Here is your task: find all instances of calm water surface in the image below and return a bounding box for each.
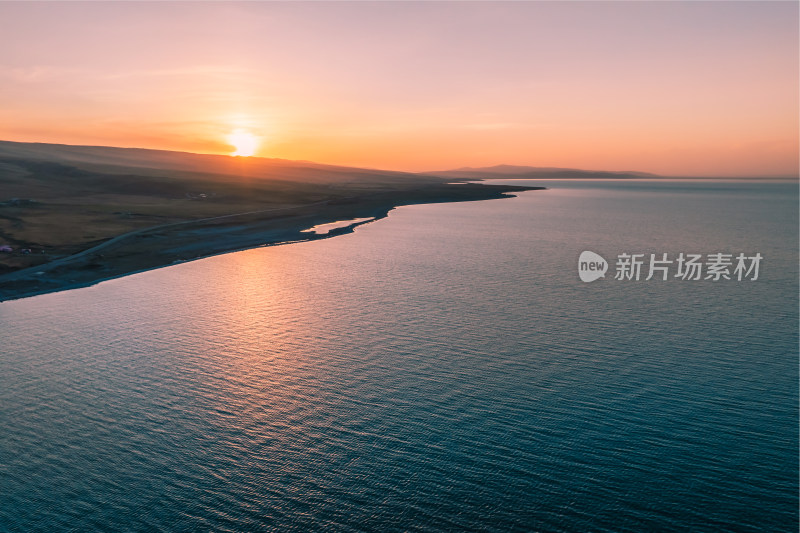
[1,180,797,532]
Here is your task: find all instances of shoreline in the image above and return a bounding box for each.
[0,216,381,304]
[0,183,542,303]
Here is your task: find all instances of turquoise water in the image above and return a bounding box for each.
[1,180,797,531]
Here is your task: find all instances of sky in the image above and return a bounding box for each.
[0,1,797,176]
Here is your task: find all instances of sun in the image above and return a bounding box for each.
[227,129,260,157]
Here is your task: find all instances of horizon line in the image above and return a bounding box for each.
[0,138,797,180]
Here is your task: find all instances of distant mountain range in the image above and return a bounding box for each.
[425,164,661,180]
[0,140,436,186]
[0,141,662,183]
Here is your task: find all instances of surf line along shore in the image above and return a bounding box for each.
[0,182,541,302]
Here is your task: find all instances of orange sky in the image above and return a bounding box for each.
[0,2,797,177]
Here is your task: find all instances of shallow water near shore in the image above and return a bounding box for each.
[1,179,797,531]
[302,217,375,235]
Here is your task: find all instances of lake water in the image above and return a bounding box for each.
[1,179,797,532]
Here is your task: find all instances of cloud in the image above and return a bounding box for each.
[463,122,550,130]
[0,65,83,83]
[100,65,253,81]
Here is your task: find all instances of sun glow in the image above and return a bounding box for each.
[227,129,260,157]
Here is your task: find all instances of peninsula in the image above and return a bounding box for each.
[0,141,541,301]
